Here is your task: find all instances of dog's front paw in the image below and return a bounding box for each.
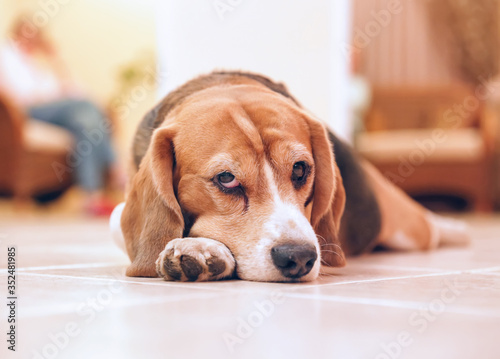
[155,237,235,281]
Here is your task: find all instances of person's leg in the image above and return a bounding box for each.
[28,99,116,193]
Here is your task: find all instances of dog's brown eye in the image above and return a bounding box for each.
[292,162,305,180]
[218,172,234,184]
[291,161,308,188]
[217,172,240,189]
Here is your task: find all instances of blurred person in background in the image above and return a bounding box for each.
[0,16,120,215]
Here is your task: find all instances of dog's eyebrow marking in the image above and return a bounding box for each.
[285,143,312,164]
[204,153,237,175]
[262,128,313,166]
[230,112,264,154]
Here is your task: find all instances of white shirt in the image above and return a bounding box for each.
[0,41,63,106]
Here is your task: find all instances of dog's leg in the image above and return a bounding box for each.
[156,238,236,282]
[360,160,470,250]
[426,212,470,247]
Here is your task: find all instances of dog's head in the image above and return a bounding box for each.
[123,82,346,282]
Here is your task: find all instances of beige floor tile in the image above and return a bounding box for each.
[287,273,500,316]
[339,241,500,272]
[5,291,500,359]
[0,218,129,268]
[0,214,499,359]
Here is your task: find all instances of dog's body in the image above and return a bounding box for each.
[111,71,468,282]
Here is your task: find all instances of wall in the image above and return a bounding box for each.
[351,0,456,86]
[156,0,352,140]
[0,0,157,154]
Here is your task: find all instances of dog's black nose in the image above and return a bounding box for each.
[271,244,317,278]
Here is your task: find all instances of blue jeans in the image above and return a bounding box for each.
[28,99,115,192]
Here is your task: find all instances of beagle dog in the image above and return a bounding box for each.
[110,71,468,282]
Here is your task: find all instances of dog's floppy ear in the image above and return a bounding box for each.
[121,125,184,277]
[307,117,347,267]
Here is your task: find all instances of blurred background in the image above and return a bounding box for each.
[0,0,499,217]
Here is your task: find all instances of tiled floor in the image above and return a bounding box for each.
[1,214,499,359]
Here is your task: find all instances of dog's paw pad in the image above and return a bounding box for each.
[156,237,235,282]
[162,255,182,281]
[207,257,227,276]
[180,255,204,281]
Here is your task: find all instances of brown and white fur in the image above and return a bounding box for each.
[110,71,468,283]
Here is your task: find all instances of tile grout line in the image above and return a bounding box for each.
[473,272,500,277]
[312,271,465,287]
[15,266,500,294]
[282,292,500,318]
[9,266,500,295]
[466,266,500,274]
[15,270,460,289]
[341,263,449,272]
[0,262,125,273]
[15,272,242,293]
[298,266,500,289]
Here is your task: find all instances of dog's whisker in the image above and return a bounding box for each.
[320,249,344,261]
[319,242,343,251]
[316,234,327,242]
[321,248,343,256]
[320,249,341,254]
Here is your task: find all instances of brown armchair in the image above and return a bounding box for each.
[356,84,497,211]
[0,92,73,202]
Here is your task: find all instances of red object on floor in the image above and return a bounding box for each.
[85,197,117,217]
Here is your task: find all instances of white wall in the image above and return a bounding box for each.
[156,0,352,140]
